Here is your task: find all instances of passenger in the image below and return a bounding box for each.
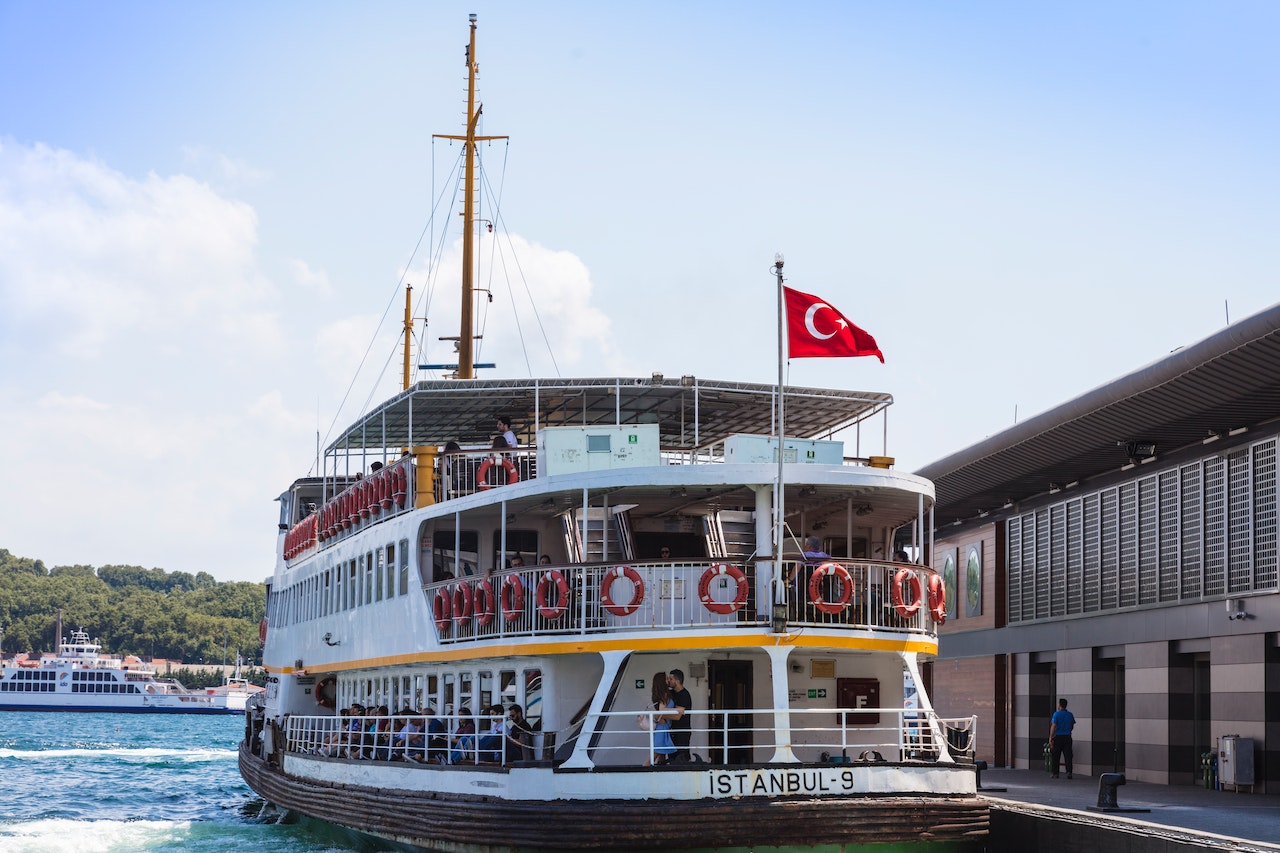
[659,546,672,560]
[495,415,517,448]
[344,703,367,758]
[370,461,384,473]
[666,669,693,763]
[645,671,678,766]
[477,704,505,762]
[424,705,448,764]
[449,707,477,764]
[393,707,422,761]
[538,554,552,566]
[319,707,349,756]
[505,703,536,764]
[373,704,393,760]
[510,554,525,568]
[803,535,831,561]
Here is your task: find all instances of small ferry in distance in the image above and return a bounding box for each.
[239,15,986,852]
[0,628,243,714]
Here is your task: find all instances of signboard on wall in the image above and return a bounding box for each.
[965,541,983,617]
[836,677,880,725]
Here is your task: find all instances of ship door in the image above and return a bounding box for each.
[708,660,753,765]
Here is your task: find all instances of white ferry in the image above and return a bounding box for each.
[239,16,986,851]
[0,628,242,714]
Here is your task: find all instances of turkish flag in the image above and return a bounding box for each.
[783,286,884,362]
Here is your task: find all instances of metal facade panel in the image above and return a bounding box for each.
[1253,439,1277,590]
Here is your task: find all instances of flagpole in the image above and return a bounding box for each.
[773,254,786,612]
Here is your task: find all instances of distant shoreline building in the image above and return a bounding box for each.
[919,301,1279,792]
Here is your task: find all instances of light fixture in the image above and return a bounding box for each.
[322,633,340,647]
[1065,481,1079,489]
[1121,461,1136,471]
[680,375,696,387]
[855,503,873,516]
[1125,441,1157,459]
[977,510,989,518]
[1229,426,1249,437]
[1002,499,1014,509]
[1203,431,1223,445]
[651,372,664,384]
[798,486,817,498]
[1048,483,1062,494]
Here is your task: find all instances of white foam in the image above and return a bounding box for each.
[0,819,190,853]
[0,747,235,761]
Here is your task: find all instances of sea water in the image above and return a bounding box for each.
[0,711,378,853]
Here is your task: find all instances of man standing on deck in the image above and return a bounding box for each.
[668,669,693,763]
[1049,698,1075,779]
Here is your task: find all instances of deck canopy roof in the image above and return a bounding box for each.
[917,302,1280,526]
[327,377,893,457]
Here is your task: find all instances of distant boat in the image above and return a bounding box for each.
[204,656,265,713]
[0,628,242,714]
[239,14,986,851]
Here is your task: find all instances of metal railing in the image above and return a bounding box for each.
[427,560,939,643]
[283,708,977,769]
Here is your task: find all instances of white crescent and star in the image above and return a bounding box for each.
[804,302,848,340]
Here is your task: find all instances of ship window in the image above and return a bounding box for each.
[441,673,455,716]
[524,669,543,728]
[375,550,384,602]
[478,671,494,712]
[384,546,395,599]
[364,554,374,605]
[459,672,473,713]
[434,530,479,580]
[587,434,611,453]
[398,540,409,596]
[494,530,539,572]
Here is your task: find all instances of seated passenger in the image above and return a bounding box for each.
[425,705,448,764]
[393,707,423,760]
[477,704,505,762]
[505,703,536,764]
[449,708,476,764]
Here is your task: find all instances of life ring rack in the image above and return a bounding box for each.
[476,456,519,490]
[698,563,749,615]
[600,565,645,617]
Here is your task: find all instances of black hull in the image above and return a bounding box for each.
[239,744,988,851]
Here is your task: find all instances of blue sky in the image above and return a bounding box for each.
[1,2,1277,582]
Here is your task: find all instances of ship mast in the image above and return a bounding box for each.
[433,14,507,379]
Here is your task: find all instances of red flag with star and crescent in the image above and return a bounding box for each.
[783,286,884,362]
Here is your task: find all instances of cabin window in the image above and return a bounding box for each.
[375,550,385,602]
[587,434,611,453]
[434,530,479,580]
[347,560,357,609]
[398,540,409,596]
[478,671,494,712]
[459,672,474,713]
[442,673,455,715]
[494,529,539,570]
[364,554,373,605]
[524,669,543,728]
[383,546,395,599]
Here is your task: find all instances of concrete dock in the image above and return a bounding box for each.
[979,767,1280,852]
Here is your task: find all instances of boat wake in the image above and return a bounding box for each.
[0,818,358,853]
[0,747,235,762]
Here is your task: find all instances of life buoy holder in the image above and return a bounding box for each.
[536,570,570,620]
[476,456,520,490]
[892,568,923,620]
[433,588,452,634]
[452,582,474,626]
[927,573,947,625]
[315,675,337,709]
[808,562,854,614]
[698,563,749,615]
[501,575,525,622]
[474,578,497,627]
[600,566,645,617]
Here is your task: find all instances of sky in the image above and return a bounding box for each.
[1,2,1277,583]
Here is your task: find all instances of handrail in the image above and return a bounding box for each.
[423,560,941,643]
[283,708,978,770]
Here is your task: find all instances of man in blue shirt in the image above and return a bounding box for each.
[1049,698,1076,779]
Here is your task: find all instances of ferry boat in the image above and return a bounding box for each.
[239,16,986,851]
[0,628,242,714]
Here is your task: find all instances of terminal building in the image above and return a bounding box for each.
[918,302,1280,792]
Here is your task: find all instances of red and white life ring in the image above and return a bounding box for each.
[476,456,519,490]
[600,566,645,617]
[698,564,749,615]
[315,675,337,709]
[808,562,854,615]
[501,575,525,622]
[928,573,947,625]
[452,582,474,626]
[892,568,923,620]
[433,587,452,634]
[536,570,570,620]
[258,618,268,645]
[474,578,497,627]
[392,465,407,507]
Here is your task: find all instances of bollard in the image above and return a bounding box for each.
[973,759,1006,792]
[1087,772,1149,814]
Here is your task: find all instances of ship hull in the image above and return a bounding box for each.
[240,745,988,852]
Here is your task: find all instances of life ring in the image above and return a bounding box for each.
[536,570,570,620]
[452,582,475,626]
[600,566,645,617]
[433,587,452,634]
[892,568,923,619]
[476,456,520,490]
[474,578,497,627]
[698,564,749,615]
[392,465,407,507]
[315,675,337,709]
[808,562,854,614]
[379,470,394,509]
[258,618,268,645]
[501,575,525,622]
[928,573,947,625]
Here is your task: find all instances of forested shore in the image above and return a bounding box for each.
[0,548,266,676]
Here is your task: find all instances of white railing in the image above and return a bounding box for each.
[283,708,977,769]
[427,560,939,643]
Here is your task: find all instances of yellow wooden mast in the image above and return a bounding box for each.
[432,14,507,379]
[402,283,413,391]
